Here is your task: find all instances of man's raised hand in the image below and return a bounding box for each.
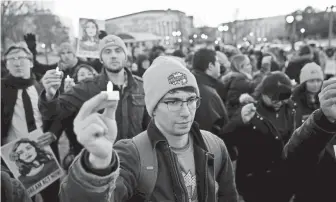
[74,92,118,168]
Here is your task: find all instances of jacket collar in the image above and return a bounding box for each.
[192,69,218,88]
[146,120,208,151]
[97,67,137,91]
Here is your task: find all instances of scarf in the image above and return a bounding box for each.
[1,74,37,140]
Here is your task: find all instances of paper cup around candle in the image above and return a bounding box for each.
[106,81,120,100]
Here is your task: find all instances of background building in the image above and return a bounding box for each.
[106,9,194,49]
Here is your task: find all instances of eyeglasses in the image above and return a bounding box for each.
[6,56,31,63]
[161,97,201,112]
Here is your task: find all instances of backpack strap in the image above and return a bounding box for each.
[201,130,223,178]
[132,131,158,199]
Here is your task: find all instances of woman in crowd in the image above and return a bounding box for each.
[221,72,298,202]
[221,54,258,118]
[62,64,98,170]
[291,62,324,124]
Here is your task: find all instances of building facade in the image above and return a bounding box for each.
[218,15,287,44]
[105,9,194,48]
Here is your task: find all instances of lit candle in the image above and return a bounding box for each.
[105,81,119,100]
[65,75,72,84]
[55,67,61,76]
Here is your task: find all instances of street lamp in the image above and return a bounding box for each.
[326,5,335,47]
[300,28,305,34]
[286,12,303,50]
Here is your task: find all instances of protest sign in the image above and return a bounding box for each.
[1,130,64,197]
[77,18,105,58]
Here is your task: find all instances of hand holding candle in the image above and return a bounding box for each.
[105,81,120,100]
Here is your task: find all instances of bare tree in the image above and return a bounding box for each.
[1,1,37,50]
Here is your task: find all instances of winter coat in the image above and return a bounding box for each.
[223,72,257,118]
[220,101,298,202]
[291,83,320,125]
[193,70,229,134]
[38,68,150,141]
[59,121,239,202]
[284,109,336,202]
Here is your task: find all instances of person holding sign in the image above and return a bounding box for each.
[1,43,61,202]
[60,56,238,202]
[39,35,150,146]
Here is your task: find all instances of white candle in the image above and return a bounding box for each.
[65,75,72,82]
[105,81,119,100]
[55,67,61,76]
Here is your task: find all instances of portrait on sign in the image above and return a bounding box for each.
[77,18,105,58]
[1,130,63,197]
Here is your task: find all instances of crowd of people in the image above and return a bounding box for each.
[1,28,336,202]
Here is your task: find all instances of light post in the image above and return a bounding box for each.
[300,28,306,40]
[218,24,229,43]
[286,12,303,50]
[326,5,335,47]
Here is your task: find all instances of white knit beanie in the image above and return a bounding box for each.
[143,56,199,117]
[300,62,324,84]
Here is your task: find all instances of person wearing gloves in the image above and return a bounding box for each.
[220,72,299,202]
[291,62,324,124]
[59,56,239,202]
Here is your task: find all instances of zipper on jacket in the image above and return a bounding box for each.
[167,143,188,202]
[204,153,209,202]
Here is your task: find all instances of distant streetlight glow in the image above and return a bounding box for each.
[257,37,262,42]
[215,40,219,44]
[218,25,229,32]
[41,43,46,48]
[263,37,267,42]
[249,32,254,36]
[300,28,306,33]
[193,34,197,38]
[189,39,193,43]
[286,15,294,23]
[165,36,170,40]
[176,31,182,36]
[178,38,182,43]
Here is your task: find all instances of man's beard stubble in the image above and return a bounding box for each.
[104,62,124,73]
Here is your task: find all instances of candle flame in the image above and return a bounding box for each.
[107,81,113,92]
[56,67,59,72]
[67,75,70,79]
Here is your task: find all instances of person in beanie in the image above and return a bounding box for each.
[191,48,229,135]
[39,35,150,143]
[220,72,299,202]
[291,62,324,124]
[284,78,336,202]
[1,43,60,202]
[59,56,239,202]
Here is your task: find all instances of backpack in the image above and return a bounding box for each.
[132,130,223,199]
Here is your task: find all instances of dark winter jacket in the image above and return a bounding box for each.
[38,68,150,141]
[59,121,239,202]
[220,101,298,202]
[193,70,229,134]
[284,109,336,202]
[285,57,313,83]
[291,83,320,125]
[224,72,257,118]
[1,167,32,202]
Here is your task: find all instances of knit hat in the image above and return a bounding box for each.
[143,56,199,116]
[299,62,324,84]
[58,42,75,55]
[99,35,128,61]
[259,71,292,101]
[4,42,33,60]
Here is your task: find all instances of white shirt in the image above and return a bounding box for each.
[5,86,43,144]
